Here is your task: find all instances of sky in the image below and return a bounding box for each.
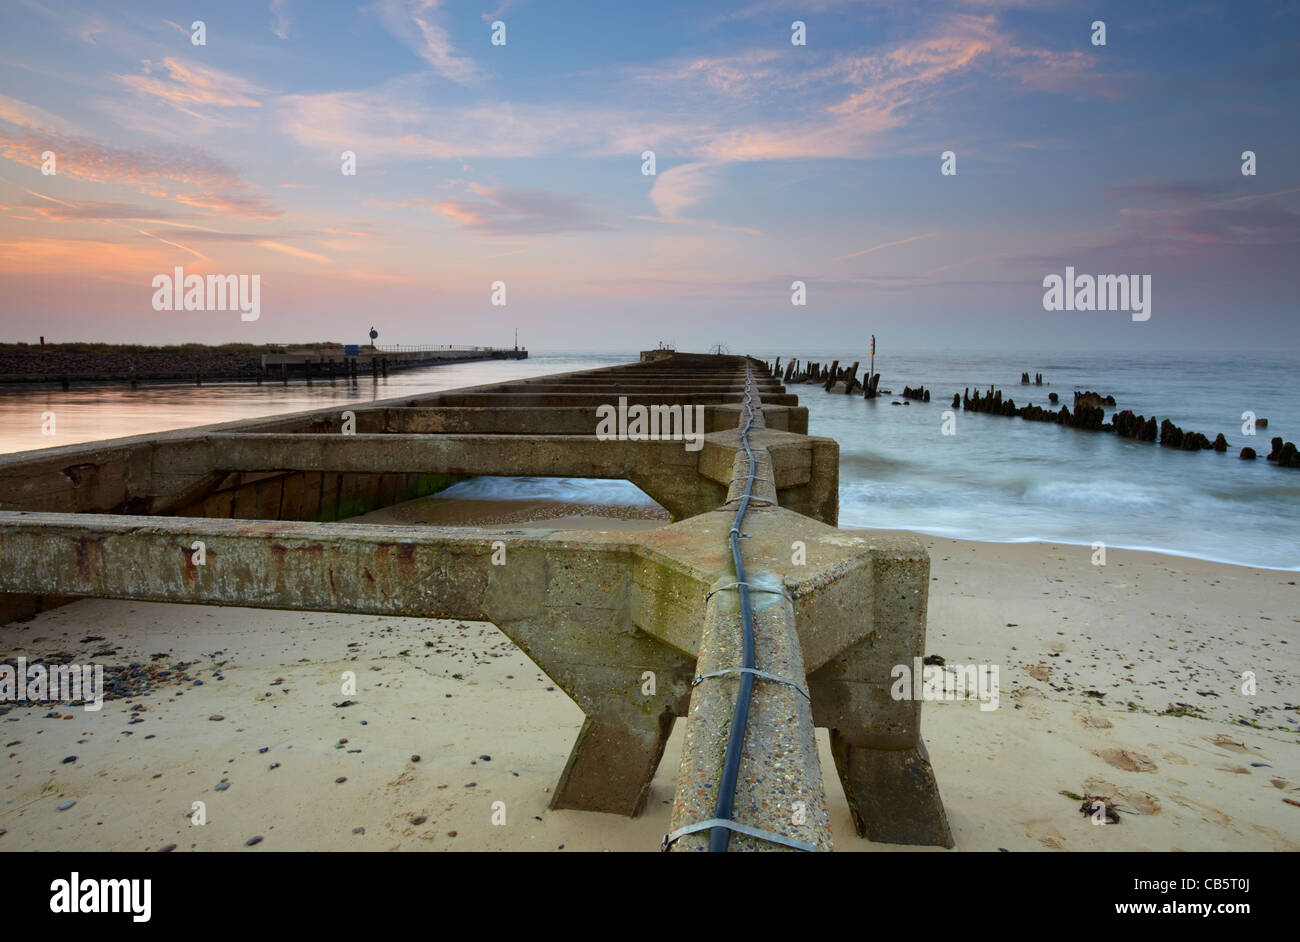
[0,0,1297,352]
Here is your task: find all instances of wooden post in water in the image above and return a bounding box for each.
[824,360,839,392]
[865,335,878,399]
[844,361,859,394]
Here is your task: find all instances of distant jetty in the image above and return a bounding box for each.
[0,342,526,387]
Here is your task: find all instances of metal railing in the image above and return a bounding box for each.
[372,344,523,353]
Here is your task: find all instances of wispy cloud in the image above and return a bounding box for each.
[270,0,291,39]
[434,183,611,236]
[1104,178,1236,202]
[0,92,75,133]
[279,81,662,161]
[80,17,106,45]
[119,58,265,114]
[23,199,178,221]
[650,162,722,217]
[0,127,242,191]
[172,190,282,220]
[833,233,932,262]
[0,100,279,221]
[373,0,481,84]
[630,50,787,98]
[481,0,522,23]
[0,235,190,274]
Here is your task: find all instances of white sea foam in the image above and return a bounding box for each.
[436,475,658,506]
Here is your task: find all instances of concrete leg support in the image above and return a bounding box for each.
[806,535,954,847]
[550,711,675,816]
[830,735,953,848]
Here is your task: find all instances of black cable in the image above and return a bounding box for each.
[709,362,759,852]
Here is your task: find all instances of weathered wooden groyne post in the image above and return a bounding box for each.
[843,361,860,394]
[822,360,839,392]
[0,352,951,852]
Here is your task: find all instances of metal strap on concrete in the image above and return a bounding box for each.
[703,581,789,602]
[661,818,819,852]
[691,667,811,700]
[721,495,775,507]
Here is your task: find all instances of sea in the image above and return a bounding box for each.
[1,349,1296,570]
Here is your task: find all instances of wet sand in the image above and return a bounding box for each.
[1,497,1296,852]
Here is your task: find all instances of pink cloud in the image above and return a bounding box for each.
[0,110,279,222]
[649,162,721,217]
[434,184,612,236]
[118,58,265,111]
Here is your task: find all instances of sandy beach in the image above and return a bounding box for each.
[2,496,1296,852]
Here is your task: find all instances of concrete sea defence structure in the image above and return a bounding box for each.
[0,342,526,386]
[0,352,951,851]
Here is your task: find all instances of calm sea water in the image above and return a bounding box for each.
[3,349,1297,570]
[773,349,1300,571]
[0,353,629,451]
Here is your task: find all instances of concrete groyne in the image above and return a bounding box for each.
[0,353,951,851]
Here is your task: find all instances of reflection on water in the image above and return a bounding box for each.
[0,353,629,455]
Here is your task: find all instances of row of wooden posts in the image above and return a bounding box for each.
[764,357,884,398]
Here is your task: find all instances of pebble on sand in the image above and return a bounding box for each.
[57,801,76,810]
[246,836,263,846]
[335,776,347,783]
[411,816,427,825]
[208,715,224,721]
[62,756,76,764]
[158,844,177,853]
